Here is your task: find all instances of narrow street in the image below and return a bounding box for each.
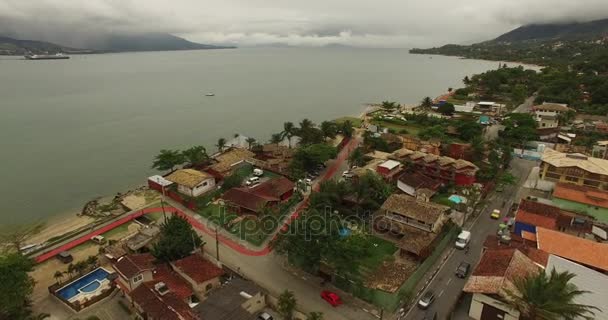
[402,158,536,320]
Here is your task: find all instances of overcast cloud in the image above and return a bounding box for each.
[1,0,607,48]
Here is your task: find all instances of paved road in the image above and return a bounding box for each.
[512,95,536,114]
[402,158,535,320]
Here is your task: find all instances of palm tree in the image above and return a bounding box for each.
[216,137,227,152]
[463,75,471,85]
[86,255,98,268]
[299,118,314,132]
[320,121,337,139]
[503,268,599,320]
[381,101,398,110]
[66,263,75,278]
[270,133,283,146]
[282,122,296,148]
[420,96,433,110]
[306,312,324,320]
[245,137,257,150]
[53,270,64,284]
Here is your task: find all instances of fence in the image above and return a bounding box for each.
[333,225,461,311]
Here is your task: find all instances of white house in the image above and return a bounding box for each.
[532,103,570,129]
[165,169,216,197]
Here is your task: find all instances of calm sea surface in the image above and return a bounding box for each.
[0,48,504,223]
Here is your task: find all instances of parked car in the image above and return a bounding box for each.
[57,251,73,264]
[91,235,106,245]
[305,178,313,185]
[455,261,471,278]
[321,290,342,307]
[246,176,260,186]
[257,312,273,320]
[417,291,435,309]
[491,209,501,219]
[342,170,354,179]
[253,168,264,176]
[454,230,471,249]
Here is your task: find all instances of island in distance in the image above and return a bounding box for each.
[0,32,235,55]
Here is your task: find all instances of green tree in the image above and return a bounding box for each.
[0,253,35,320]
[216,138,227,152]
[340,120,354,138]
[278,290,297,320]
[270,133,283,145]
[420,97,433,110]
[53,270,63,284]
[463,76,471,85]
[86,255,98,268]
[503,268,599,320]
[320,121,338,139]
[381,101,398,110]
[418,125,446,141]
[152,215,203,262]
[307,312,324,320]
[182,146,209,167]
[348,147,365,167]
[245,137,257,150]
[501,113,538,147]
[324,234,369,276]
[289,144,337,177]
[456,120,483,141]
[499,172,516,186]
[282,122,297,148]
[152,149,184,172]
[438,102,455,115]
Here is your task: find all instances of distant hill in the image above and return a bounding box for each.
[0,36,85,55]
[88,33,235,52]
[493,18,608,43]
[410,18,608,66]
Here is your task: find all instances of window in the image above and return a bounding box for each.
[541,123,546,127]
[565,176,578,182]
[133,274,143,283]
[202,181,208,187]
[205,283,213,292]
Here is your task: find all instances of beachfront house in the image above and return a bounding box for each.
[165,169,216,197]
[221,177,295,215]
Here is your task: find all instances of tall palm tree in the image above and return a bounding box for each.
[270,133,283,146]
[420,96,433,110]
[282,122,296,148]
[216,137,227,152]
[53,270,63,284]
[299,118,314,132]
[503,268,599,320]
[245,137,257,149]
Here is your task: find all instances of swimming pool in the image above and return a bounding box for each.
[57,268,110,300]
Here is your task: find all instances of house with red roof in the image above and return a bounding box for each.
[112,252,227,320]
[552,183,608,223]
[513,200,560,240]
[171,254,225,297]
[463,248,541,320]
[536,227,608,273]
[222,177,295,215]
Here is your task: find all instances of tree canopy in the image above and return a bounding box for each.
[182,146,209,167]
[277,290,297,320]
[438,102,455,115]
[152,149,184,172]
[0,253,35,320]
[152,215,203,262]
[289,144,337,178]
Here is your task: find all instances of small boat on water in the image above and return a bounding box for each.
[25,53,70,60]
[205,93,215,97]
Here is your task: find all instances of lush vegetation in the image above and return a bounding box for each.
[289,143,338,178]
[277,290,297,320]
[503,268,599,320]
[0,253,38,320]
[152,215,203,261]
[152,145,210,172]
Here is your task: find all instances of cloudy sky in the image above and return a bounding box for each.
[1,0,608,48]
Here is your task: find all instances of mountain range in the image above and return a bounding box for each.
[0,33,234,55]
[492,18,608,43]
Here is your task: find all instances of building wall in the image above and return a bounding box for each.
[552,198,608,223]
[129,270,153,290]
[539,162,608,190]
[397,180,416,196]
[178,178,216,197]
[536,116,559,128]
[240,292,266,314]
[173,266,221,298]
[469,293,520,320]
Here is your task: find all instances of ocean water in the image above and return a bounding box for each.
[0,47,504,223]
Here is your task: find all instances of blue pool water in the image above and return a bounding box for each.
[57,268,109,300]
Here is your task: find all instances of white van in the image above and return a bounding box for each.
[246,176,260,186]
[253,168,264,177]
[455,231,471,249]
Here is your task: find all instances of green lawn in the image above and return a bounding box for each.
[360,236,397,270]
[431,193,454,207]
[101,222,133,239]
[334,116,363,127]
[371,119,422,136]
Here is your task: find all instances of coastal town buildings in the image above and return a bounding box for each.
[221,177,295,214]
[396,171,442,199]
[539,148,608,190]
[390,148,479,186]
[165,169,216,197]
[552,183,608,223]
[374,194,449,260]
[531,103,570,129]
[536,227,608,273]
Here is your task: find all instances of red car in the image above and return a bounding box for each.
[321,290,342,307]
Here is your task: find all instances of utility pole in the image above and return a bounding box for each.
[215,225,220,261]
[161,185,167,223]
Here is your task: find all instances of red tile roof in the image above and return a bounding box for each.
[515,210,558,230]
[518,199,561,217]
[130,282,197,320]
[553,183,608,209]
[536,227,608,272]
[464,249,540,294]
[397,171,442,191]
[114,253,156,279]
[222,188,277,213]
[251,176,295,198]
[172,255,225,284]
[482,235,547,266]
[153,264,193,299]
